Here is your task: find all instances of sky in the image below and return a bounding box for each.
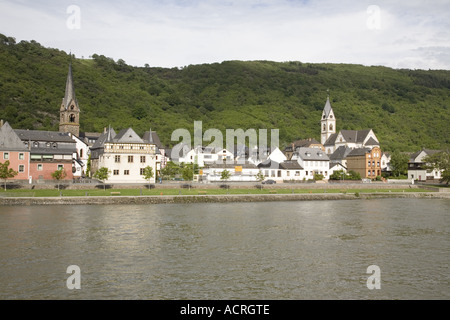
[0,0,449,69]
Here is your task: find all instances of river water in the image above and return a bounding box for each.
[0,198,449,300]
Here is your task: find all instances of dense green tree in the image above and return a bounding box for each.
[390,151,409,177]
[93,167,110,190]
[220,170,231,182]
[51,168,66,191]
[142,165,154,188]
[423,151,450,185]
[0,160,17,191]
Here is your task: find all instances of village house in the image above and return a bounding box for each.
[14,128,76,182]
[0,120,30,182]
[408,148,442,182]
[292,147,331,180]
[345,146,382,179]
[90,127,161,184]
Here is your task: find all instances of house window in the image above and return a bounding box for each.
[305,171,308,176]
[115,155,121,163]
[128,156,133,163]
[368,170,371,176]
[287,171,290,177]
[3,152,9,160]
[140,168,145,175]
[19,153,24,160]
[368,161,371,167]
[124,170,130,175]
[113,170,119,175]
[80,149,83,158]
[18,165,25,173]
[37,164,43,171]
[264,170,269,177]
[140,156,146,163]
[57,164,64,171]
[295,171,300,176]
[277,170,282,177]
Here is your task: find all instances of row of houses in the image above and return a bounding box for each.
[0,64,445,185]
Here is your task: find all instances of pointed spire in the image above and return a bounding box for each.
[149,128,153,143]
[323,95,333,118]
[106,124,112,142]
[62,62,78,110]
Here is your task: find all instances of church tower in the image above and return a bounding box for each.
[320,96,336,145]
[59,63,80,137]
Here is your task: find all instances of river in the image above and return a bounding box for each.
[0,198,449,299]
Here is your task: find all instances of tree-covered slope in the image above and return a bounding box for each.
[1,34,449,152]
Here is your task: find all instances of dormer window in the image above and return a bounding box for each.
[52,143,57,149]
[33,142,39,148]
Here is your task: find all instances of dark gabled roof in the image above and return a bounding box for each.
[338,129,372,144]
[409,148,441,162]
[329,146,352,161]
[142,130,163,148]
[323,133,338,146]
[296,147,329,161]
[257,159,281,169]
[15,129,76,143]
[0,121,28,151]
[80,132,101,139]
[365,137,379,145]
[91,128,116,149]
[289,138,322,149]
[345,147,371,157]
[279,161,303,170]
[114,128,143,143]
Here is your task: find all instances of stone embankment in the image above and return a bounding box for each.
[0,192,448,206]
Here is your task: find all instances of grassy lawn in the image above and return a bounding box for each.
[0,187,434,197]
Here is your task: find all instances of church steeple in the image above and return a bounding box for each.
[321,95,336,145]
[59,62,80,137]
[62,63,78,111]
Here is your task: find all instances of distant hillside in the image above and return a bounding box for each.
[1,33,449,152]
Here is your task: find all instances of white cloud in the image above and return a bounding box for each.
[0,0,449,69]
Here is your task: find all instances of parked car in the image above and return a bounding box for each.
[262,179,276,184]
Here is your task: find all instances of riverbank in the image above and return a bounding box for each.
[0,191,448,206]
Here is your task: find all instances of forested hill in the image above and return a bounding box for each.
[1,34,449,152]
